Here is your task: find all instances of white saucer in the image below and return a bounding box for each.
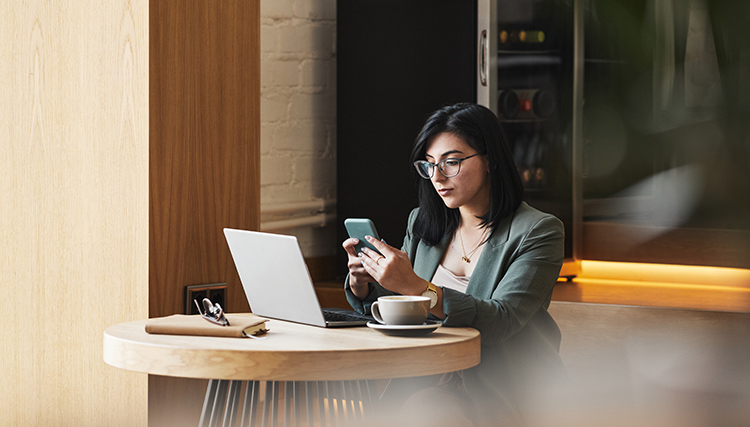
[366,320,442,336]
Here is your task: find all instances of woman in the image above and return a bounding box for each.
[342,103,565,426]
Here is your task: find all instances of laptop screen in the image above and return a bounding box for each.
[224,228,328,327]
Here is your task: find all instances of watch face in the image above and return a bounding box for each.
[421,283,438,308]
[423,290,438,308]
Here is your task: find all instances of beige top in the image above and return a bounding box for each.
[432,263,470,294]
[103,317,480,381]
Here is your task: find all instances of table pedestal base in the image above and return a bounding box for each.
[199,379,378,427]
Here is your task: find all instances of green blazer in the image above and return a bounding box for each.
[345,202,565,424]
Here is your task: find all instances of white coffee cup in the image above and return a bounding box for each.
[371,295,430,325]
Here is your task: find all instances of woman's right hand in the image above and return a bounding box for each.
[342,237,376,299]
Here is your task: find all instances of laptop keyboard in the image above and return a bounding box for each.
[322,308,373,323]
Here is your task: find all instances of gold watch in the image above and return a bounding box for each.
[421,281,438,309]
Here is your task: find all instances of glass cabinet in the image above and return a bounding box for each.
[478,0,749,270]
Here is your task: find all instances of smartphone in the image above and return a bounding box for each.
[344,218,382,256]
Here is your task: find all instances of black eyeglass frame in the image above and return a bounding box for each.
[413,153,481,179]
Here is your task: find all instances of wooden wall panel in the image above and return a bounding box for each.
[149,0,260,318]
[148,1,260,425]
[0,1,149,425]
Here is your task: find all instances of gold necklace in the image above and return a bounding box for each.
[457,226,487,263]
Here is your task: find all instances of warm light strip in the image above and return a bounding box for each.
[579,260,750,288]
[574,277,750,293]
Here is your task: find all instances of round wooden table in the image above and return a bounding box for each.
[104,318,480,426]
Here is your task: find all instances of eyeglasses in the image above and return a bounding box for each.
[413,153,480,179]
[195,298,230,326]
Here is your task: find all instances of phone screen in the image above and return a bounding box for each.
[344,218,382,256]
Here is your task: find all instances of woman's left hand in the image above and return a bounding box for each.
[358,236,427,295]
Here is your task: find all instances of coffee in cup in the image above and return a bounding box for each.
[370,295,430,325]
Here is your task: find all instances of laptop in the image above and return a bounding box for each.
[223,228,372,327]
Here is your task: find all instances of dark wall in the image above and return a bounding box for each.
[336,0,477,276]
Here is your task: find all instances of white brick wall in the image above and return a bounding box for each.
[260,0,338,258]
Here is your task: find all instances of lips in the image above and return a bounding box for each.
[437,188,452,197]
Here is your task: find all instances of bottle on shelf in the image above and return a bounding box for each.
[497,89,556,121]
[532,90,556,118]
[519,30,545,44]
[498,30,514,45]
[516,131,549,190]
[498,90,520,119]
[499,29,546,46]
[518,167,547,189]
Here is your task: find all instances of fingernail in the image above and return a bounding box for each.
[381,239,387,244]
[360,259,365,266]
